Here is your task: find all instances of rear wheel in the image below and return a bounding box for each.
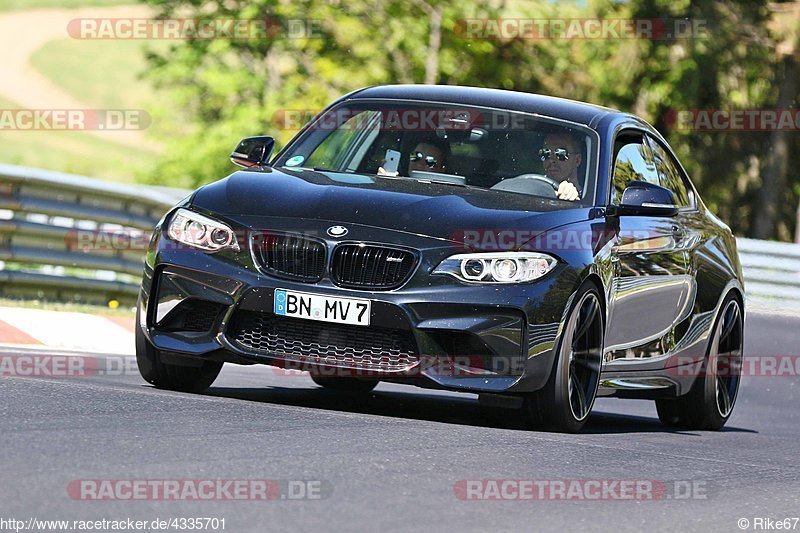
[523,283,604,433]
[656,295,743,430]
[310,374,378,393]
[135,309,223,393]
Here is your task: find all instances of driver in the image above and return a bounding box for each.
[539,132,583,201]
[489,131,584,200]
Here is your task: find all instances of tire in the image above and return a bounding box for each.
[656,294,743,430]
[135,308,223,393]
[523,282,604,433]
[654,399,686,426]
[310,374,378,393]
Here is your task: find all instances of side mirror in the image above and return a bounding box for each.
[609,180,679,217]
[230,136,275,168]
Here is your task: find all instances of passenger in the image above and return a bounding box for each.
[378,139,450,176]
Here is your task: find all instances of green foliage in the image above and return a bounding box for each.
[141,0,800,239]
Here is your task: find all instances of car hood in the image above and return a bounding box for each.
[190,167,591,245]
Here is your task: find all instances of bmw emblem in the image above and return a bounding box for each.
[327,225,348,238]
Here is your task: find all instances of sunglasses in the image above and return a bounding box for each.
[538,147,570,161]
[409,151,440,168]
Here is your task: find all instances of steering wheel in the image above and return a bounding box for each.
[491,173,564,198]
[510,174,560,191]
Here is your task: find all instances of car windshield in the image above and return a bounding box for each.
[274,100,598,207]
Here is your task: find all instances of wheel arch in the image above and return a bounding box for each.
[578,268,608,331]
[712,280,746,338]
[581,272,607,316]
[680,280,745,396]
[708,282,745,356]
[728,286,745,316]
[508,271,607,395]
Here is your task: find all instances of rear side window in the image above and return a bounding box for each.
[610,133,659,205]
[647,136,692,208]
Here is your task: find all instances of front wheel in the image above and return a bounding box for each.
[522,283,604,433]
[136,311,223,393]
[656,295,743,430]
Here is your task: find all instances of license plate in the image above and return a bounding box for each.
[274,289,371,326]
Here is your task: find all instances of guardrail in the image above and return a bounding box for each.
[0,164,797,308]
[737,237,800,306]
[0,164,188,305]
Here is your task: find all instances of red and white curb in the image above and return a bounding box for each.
[0,307,135,356]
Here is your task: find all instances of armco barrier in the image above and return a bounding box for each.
[0,164,188,304]
[736,237,800,306]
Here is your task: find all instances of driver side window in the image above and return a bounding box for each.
[610,133,660,205]
[646,136,693,208]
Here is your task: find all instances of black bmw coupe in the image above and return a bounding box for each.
[136,85,745,432]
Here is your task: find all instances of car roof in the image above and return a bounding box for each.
[346,84,624,128]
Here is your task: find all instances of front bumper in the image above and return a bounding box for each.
[139,219,577,394]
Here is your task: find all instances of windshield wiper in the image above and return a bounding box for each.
[285,166,371,177]
[314,167,382,177]
[415,178,468,188]
[281,165,342,173]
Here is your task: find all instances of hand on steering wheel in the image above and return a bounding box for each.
[498,174,580,201]
[514,175,579,201]
[555,180,580,201]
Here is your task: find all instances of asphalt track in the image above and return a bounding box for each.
[1,311,798,532]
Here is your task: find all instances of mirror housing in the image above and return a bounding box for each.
[608,180,679,217]
[230,136,275,168]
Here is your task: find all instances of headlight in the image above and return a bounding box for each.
[167,208,240,252]
[433,252,556,284]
